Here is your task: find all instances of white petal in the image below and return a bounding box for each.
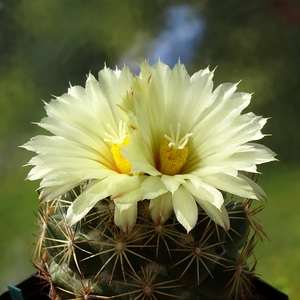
[196,201,229,231]
[122,130,160,176]
[173,186,198,232]
[203,173,257,199]
[39,181,80,203]
[238,173,267,200]
[183,176,224,209]
[38,171,77,186]
[112,175,146,204]
[114,202,137,234]
[149,193,173,226]
[142,176,168,199]
[187,67,214,117]
[213,143,277,173]
[39,95,106,150]
[161,175,185,194]
[66,179,113,226]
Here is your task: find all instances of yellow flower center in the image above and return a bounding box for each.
[159,124,192,176]
[111,136,132,174]
[159,140,188,175]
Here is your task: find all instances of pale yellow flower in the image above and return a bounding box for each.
[22,66,146,233]
[22,60,276,234]
[118,61,276,232]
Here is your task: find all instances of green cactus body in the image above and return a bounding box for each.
[34,187,263,299]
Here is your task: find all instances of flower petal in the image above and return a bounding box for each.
[39,181,81,203]
[173,185,198,232]
[112,175,146,204]
[66,179,112,226]
[183,176,224,209]
[142,176,168,199]
[238,173,267,200]
[149,193,173,226]
[114,202,137,234]
[196,200,229,231]
[161,175,185,194]
[203,173,257,199]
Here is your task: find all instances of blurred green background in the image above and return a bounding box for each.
[1,0,299,298]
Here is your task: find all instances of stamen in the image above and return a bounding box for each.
[111,136,132,174]
[104,121,131,174]
[159,124,192,175]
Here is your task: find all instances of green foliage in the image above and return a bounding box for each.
[254,164,300,300]
[196,0,300,161]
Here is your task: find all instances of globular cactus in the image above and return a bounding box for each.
[23,60,276,300]
[33,184,264,300]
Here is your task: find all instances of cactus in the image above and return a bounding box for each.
[32,183,265,300]
[23,61,276,299]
